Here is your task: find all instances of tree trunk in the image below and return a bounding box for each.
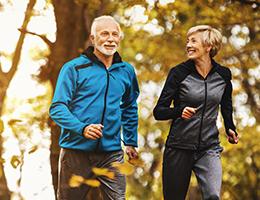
[45,1,91,198]
[0,0,36,199]
[0,88,10,200]
[40,1,116,198]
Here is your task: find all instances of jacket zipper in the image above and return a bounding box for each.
[96,65,110,151]
[198,80,207,150]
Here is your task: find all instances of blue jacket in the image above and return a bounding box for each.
[49,47,139,151]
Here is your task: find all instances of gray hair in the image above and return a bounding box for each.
[187,25,222,57]
[90,15,122,38]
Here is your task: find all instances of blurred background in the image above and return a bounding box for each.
[0,0,259,199]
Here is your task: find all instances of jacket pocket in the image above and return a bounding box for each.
[171,117,200,143]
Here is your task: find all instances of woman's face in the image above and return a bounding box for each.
[186,32,211,60]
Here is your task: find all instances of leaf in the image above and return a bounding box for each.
[0,158,5,164]
[92,167,115,179]
[84,179,101,187]
[69,175,84,188]
[128,158,145,167]
[8,119,22,126]
[111,162,135,176]
[28,145,38,154]
[0,119,4,133]
[11,155,21,169]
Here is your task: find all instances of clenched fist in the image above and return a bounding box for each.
[83,124,104,140]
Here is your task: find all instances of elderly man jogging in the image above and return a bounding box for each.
[50,15,139,200]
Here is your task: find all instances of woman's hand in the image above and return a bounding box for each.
[228,129,239,144]
[181,107,197,119]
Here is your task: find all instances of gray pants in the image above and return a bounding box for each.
[163,145,223,200]
[58,148,126,200]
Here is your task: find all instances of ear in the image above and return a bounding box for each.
[90,35,95,45]
[206,45,212,53]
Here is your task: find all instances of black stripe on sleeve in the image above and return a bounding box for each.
[75,63,92,70]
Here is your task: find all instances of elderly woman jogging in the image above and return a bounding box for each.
[153,25,239,200]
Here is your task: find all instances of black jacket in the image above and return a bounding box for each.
[153,59,237,150]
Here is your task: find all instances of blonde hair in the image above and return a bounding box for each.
[187,25,222,57]
[90,15,122,38]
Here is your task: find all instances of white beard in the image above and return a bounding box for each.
[96,43,117,56]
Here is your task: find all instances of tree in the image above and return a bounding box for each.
[115,1,259,199]
[37,0,119,198]
[0,0,36,199]
[18,0,259,199]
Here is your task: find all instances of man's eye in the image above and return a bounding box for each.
[101,32,109,36]
[113,33,119,37]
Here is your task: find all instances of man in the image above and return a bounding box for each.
[49,15,139,200]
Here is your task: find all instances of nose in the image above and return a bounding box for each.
[186,41,192,48]
[107,34,114,42]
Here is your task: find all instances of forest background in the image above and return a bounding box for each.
[0,0,259,200]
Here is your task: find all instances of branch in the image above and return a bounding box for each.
[18,28,53,47]
[6,0,37,82]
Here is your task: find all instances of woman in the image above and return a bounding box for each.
[153,25,239,200]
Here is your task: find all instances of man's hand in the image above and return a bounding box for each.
[228,129,239,144]
[182,107,197,119]
[125,146,138,160]
[83,124,103,140]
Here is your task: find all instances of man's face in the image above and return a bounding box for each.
[92,20,121,56]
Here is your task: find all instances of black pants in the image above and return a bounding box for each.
[163,146,223,200]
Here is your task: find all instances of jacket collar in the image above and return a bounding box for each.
[183,58,219,77]
[82,46,122,67]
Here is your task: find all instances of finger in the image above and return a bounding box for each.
[234,136,239,143]
[132,152,138,159]
[182,113,192,119]
[92,124,104,131]
[88,131,101,139]
[84,132,96,140]
[129,151,137,159]
[128,153,134,160]
[185,112,194,117]
[182,115,190,119]
[228,129,236,136]
[127,149,134,159]
[183,109,195,116]
[90,130,102,138]
[91,126,103,137]
[98,124,104,129]
[186,107,196,113]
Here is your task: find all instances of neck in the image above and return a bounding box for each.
[93,48,113,68]
[194,56,212,78]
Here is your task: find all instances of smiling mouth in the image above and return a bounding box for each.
[104,44,116,49]
[187,49,196,54]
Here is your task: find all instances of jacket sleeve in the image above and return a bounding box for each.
[49,64,87,135]
[220,69,237,136]
[120,67,139,147]
[153,68,183,120]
